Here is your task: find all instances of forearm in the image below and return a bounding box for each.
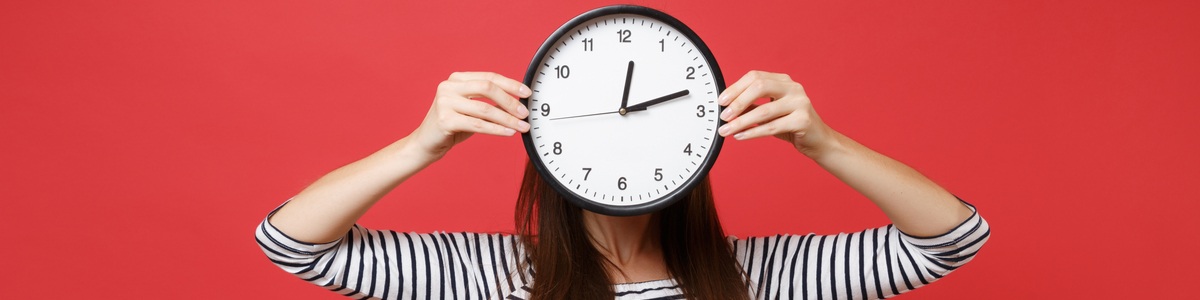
[811,130,973,237]
[269,136,438,243]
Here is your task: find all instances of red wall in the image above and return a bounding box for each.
[2,1,1197,298]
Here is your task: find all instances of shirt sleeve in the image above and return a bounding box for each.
[254,203,529,300]
[731,201,990,300]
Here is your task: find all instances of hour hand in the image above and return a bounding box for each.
[625,90,690,112]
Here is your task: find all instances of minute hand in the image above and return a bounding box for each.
[625,90,690,112]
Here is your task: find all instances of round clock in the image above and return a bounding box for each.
[520,5,725,216]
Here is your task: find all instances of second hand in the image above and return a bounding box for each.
[548,110,620,121]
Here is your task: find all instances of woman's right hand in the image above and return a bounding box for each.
[408,72,532,160]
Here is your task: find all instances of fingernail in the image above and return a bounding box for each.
[518,105,530,118]
[733,133,745,140]
[718,124,730,136]
[718,93,729,105]
[519,85,531,97]
[503,128,517,136]
[518,121,531,131]
[720,109,732,121]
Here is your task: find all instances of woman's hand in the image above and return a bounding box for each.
[718,70,973,236]
[716,71,834,158]
[269,72,532,243]
[408,72,532,160]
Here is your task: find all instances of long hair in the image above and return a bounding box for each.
[515,161,750,300]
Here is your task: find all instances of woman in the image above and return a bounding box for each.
[256,71,989,299]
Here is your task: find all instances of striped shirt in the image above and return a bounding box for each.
[256,203,989,299]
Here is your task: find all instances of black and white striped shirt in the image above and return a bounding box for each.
[256,203,989,299]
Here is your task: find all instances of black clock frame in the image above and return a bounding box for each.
[520,5,726,216]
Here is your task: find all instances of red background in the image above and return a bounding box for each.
[2,1,1197,298]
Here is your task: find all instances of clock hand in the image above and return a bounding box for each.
[625,89,691,112]
[619,61,635,114]
[546,89,690,120]
[548,110,620,121]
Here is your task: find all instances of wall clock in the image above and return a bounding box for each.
[521,5,724,216]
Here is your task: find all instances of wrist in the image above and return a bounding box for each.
[798,126,845,162]
[387,135,443,170]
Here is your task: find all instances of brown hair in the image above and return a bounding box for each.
[514,161,750,300]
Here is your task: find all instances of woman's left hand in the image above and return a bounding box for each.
[717,71,834,157]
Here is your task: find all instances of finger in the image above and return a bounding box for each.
[445,79,531,119]
[720,75,789,122]
[449,95,531,133]
[718,70,788,106]
[729,112,801,141]
[718,72,758,107]
[448,71,532,98]
[443,113,517,136]
[718,100,791,137]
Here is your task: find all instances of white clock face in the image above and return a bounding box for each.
[524,10,723,214]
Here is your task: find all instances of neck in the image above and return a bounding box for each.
[582,211,661,266]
